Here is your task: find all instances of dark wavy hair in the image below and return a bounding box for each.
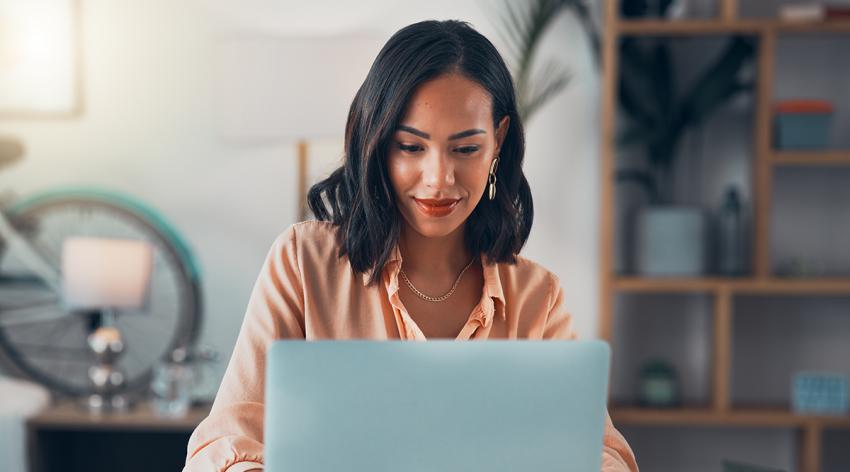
[307,19,532,285]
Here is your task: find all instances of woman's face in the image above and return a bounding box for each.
[387,73,509,239]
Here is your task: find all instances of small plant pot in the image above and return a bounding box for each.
[636,206,707,276]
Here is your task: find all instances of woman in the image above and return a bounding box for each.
[184,20,638,472]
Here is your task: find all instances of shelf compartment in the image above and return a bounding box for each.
[611,294,714,409]
[823,429,850,472]
[732,296,850,410]
[772,167,850,277]
[616,424,795,472]
[773,37,850,152]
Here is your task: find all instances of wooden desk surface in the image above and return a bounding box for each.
[27,400,212,432]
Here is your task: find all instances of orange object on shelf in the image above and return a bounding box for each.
[775,99,835,114]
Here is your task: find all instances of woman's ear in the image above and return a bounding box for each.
[495,115,510,155]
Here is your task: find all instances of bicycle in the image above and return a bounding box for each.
[0,141,203,400]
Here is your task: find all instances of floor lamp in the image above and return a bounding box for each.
[214,35,382,221]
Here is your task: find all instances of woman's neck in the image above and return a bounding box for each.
[398,224,473,278]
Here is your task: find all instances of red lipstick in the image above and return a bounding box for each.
[413,198,460,217]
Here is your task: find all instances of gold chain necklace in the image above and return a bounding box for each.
[399,257,476,303]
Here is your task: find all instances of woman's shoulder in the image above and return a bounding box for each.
[495,253,562,300]
[506,253,560,281]
[271,220,345,268]
[287,219,338,241]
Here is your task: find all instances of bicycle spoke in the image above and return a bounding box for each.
[0,304,73,328]
[14,312,81,344]
[15,343,92,361]
[0,296,61,311]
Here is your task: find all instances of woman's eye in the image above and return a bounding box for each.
[397,143,479,155]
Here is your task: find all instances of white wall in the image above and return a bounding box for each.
[1,0,602,395]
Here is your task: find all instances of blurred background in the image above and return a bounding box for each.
[0,0,849,471]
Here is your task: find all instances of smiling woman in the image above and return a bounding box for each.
[306,21,533,290]
[184,19,638,472]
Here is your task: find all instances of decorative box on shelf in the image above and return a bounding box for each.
[774,99,834,150]
[792,372,849,415]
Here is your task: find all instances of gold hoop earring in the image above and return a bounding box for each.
[488,156,499,201]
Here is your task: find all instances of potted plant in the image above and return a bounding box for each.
[616,1,755,276]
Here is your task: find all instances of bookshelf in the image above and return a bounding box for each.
[599,1,850,471]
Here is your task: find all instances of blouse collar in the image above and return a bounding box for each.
[360,242,506,322]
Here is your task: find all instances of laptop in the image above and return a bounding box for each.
[264,340,610,472]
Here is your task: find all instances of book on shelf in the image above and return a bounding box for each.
[780,2,850,21]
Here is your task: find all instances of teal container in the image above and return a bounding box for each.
[774,112,832,149]
[792,372,849,415]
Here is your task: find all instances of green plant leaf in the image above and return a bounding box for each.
[621,0,649,18]
[677,37,755,128]
[564,0,601,65]
[618,124,651,147]
[615,168,658,203]
[619,38,660,124]
[496,0,573,123]
[523,60,572,121]
[658,0,676,16]
[651,42,674,116]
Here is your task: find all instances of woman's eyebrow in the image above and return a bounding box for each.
[397,125,486,141]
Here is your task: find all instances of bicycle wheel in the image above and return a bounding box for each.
[0,188,202,398]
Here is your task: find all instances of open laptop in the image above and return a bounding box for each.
[264,340,610,472]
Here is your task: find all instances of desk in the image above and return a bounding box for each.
[26,400,211,472]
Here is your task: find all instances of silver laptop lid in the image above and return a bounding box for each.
[265,340,610,472]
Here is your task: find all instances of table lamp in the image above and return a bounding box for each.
[61,237,153,413]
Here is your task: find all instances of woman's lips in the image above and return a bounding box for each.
[413,198,460,217]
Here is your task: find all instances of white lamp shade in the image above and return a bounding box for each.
[61,237,153,310]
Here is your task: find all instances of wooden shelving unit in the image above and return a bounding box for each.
[599,1,850,471]
[613,277,850,295]
[774,151,850,166]
[611,407,850,428]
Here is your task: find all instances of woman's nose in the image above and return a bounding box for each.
[421,150,455,188]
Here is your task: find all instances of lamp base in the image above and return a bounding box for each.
[83,392,131,414]
[85,323,131,415]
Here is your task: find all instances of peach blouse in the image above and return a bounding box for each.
[183,220,638,472]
